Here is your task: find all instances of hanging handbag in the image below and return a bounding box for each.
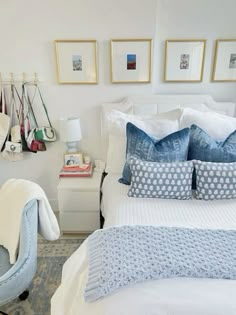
[2,86,23,161]
[22,85,38,153]
[22,85,46,152]
[0,87,10,151]
[4,141,22,153]
[13,84,32,152]
[10,85,21,143]
[11,124,21,143]
[33,86,56,142]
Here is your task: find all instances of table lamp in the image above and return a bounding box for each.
[59,117,82,153]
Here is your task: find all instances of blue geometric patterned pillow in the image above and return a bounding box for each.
[119,123,190,185]
[188,124,236,162]
[194,160,236,200]
[128,158,194,199]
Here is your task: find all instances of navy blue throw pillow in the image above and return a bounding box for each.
[119,123,190,185]
[188,124,236,162]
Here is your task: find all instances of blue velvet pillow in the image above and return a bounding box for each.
[188,125,236,162]
[119,123,190,185]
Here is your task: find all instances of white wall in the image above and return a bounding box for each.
[0,0,235,208]
[153,0,236,101]
[0,0,156,208]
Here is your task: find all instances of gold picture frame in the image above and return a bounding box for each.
[164,39,206,82]
[55,39,98,84]
[110,38,152,83]
[212,39,236,82]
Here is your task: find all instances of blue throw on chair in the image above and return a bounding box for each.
[0,200,38,312]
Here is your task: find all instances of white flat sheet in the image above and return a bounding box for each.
[102,174,236,229]
[51,174,236,315]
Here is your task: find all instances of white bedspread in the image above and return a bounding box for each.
[51,174,236,315]
[0,178,60,263]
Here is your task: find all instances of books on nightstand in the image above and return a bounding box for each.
[59,163,93,178]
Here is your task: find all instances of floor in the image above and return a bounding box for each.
[0,234,88,315]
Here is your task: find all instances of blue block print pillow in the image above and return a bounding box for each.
[194,160,236,200]
[128,158,194,199]
[188,124,236,162]
[119,123,190,185]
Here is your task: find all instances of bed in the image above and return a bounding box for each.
[51,94,236,315]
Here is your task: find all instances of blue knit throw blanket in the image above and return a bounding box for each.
[84,225,236,302]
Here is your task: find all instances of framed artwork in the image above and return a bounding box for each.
[55,40,98,84]
[212,39,236,82]
[64,153,83,167]
[164,39,206,82]
[110,39,152,83]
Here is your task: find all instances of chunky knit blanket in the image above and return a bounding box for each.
[84,225,236,302]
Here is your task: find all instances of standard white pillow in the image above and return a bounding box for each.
[105,110,180,174]
[180,108,236,140]
[107,109,181,136]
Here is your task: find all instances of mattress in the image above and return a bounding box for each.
[51,174,236,315]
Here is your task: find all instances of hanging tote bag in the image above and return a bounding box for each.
[33,86,56,142]
[0,87,10,151]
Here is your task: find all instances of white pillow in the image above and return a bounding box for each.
[107,109,180,136]
[106,135,126,175]
[105,110,180,174]
[180,108,236,139]
[179,104,229,116]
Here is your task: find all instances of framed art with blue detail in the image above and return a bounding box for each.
[110,39,152,83]
[212,39,236,82]
[164,39,206,82]
[55,39,98,84]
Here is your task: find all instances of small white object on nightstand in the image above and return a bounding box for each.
[57,171,103,234]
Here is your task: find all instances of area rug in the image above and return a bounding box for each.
[1,236,86,315]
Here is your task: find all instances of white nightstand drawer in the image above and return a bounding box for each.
[58,191,100,212]
[60,212,100,232]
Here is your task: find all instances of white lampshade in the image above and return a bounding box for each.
[59,117,82,143]
[59,117,82,152]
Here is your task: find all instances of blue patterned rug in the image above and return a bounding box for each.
[1,236,86,315]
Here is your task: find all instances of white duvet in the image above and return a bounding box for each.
[51,174,236,315]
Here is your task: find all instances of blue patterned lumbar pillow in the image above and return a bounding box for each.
[194,160,236,200]
[188,124,236,162]
[119,123,190,185]
[128,158,193,199]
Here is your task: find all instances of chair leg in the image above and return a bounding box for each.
[0,290,29,315]
[19,290,29,301]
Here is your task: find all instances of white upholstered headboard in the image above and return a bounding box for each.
[101,94,236,159]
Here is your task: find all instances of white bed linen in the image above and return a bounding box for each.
[51,174,236,315]
[102,174,236,229]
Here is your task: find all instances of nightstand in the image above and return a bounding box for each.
[57,171,103,234]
